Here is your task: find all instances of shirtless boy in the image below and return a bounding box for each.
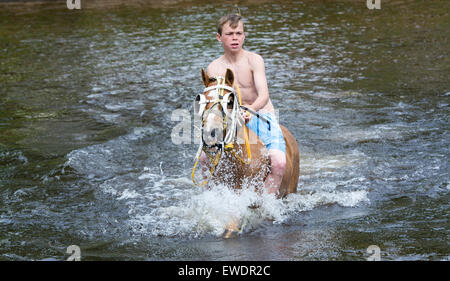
[204,13,286,195]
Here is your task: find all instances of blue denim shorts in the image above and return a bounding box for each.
[246,112,286,153]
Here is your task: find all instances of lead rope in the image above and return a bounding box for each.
[191,148,222,187]
[229,83,252,164]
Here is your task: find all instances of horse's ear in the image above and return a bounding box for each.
[225,68,234,86]
[201,68,209,87]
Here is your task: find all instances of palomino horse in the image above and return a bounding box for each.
[192,68,300,236]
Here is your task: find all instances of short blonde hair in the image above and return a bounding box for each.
[217,14,243,36]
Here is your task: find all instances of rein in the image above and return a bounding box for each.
[192,77,252,187]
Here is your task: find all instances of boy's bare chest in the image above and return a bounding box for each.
[220,60,254,89]
[220,60,255,88]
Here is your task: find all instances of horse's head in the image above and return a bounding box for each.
[194,68,237,150]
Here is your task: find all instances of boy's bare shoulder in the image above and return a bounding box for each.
[206,57,225,76]
[244,50,264,68]
[245,50,263,59]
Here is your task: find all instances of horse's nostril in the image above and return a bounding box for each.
[211,128,216,138]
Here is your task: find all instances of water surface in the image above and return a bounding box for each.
[0,0,448,260]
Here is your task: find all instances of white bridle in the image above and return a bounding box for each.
[193,77,243,160]
[191,77,253,187]
[194,83,237,117]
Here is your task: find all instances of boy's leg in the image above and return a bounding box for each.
[265,149,286,195]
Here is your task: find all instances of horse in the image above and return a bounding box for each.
[192,68,300,237]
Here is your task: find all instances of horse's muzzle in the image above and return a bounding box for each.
[202,126,224,149]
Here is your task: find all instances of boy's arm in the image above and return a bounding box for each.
[248,54,270,112]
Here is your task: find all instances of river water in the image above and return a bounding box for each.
[0,0,448,261]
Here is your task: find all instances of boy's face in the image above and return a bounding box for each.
[217,21,245,53]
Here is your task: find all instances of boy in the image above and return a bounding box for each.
[205,14,286,195]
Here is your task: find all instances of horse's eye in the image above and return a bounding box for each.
[227,97,234,109]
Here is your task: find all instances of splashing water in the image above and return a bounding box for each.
[126,177,369,238]
[63,127,370,239]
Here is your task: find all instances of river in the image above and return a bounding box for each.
[0,0,448,260]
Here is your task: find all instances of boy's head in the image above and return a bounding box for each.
[217,14,244,36]
[216,14,245,52]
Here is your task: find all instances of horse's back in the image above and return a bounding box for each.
[279,125,300,197]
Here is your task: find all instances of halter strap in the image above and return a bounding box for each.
[203,85,235,95]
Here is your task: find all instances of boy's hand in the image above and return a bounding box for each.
[242,110,251,123]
